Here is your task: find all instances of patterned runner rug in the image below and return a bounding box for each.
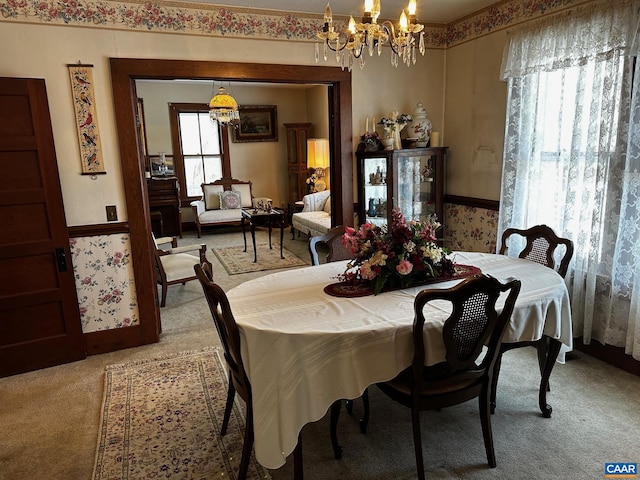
[212,243,307,275]
[92,348,270,480]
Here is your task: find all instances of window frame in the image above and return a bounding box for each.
[168,102,232,202]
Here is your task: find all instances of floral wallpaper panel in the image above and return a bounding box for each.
[444,203,499,253]
[70,233,139,333]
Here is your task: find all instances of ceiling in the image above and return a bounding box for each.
[191,0,500,24]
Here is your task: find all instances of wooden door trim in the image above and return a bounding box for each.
[110,59,353,345]
[68,222,130,237]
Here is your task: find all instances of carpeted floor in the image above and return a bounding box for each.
[93,348,269,480]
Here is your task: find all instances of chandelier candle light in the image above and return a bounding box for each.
[315,0,425,71]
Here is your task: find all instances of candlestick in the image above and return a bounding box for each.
[366,117,369,134]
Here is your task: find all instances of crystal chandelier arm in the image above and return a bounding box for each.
[381,20,401,55]
[319,31,349,53]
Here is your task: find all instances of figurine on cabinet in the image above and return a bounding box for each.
[368,198,377,217]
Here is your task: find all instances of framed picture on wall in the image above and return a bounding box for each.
[232,105,278,143]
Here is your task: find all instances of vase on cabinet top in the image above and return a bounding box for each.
[407,102,432,147]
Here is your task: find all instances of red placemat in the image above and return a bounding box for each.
[324,264,482,298]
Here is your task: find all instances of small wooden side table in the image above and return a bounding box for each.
[241,208,287,263]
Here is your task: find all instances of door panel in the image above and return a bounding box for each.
[0,77,85,377]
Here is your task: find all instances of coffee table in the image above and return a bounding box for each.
[241,208,287,263]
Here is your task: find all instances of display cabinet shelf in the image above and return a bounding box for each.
[356,145,447,230]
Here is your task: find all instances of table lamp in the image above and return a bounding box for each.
[307,138,330,191]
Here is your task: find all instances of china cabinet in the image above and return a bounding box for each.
[356,145,447,230]
[284,123,312,204]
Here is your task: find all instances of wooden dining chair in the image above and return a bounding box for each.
[308,225,351,265]
[376,274,521,480]
[493,224,574,414]
[499,224,573,278]
[194,264,303,479]
[153,234,212,307]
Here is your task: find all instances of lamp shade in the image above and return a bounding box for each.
[209,86,240,124]
[307,138,330,168]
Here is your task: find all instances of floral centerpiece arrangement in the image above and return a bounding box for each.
[378,111,412,150]
[378,111,412,134]
[339,209,455,295]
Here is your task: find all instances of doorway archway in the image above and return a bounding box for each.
[110,59,353,346]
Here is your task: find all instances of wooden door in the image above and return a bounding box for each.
[0,77,85,377]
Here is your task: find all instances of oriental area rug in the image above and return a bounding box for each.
[212,243,307,275]
[92,348,270,480]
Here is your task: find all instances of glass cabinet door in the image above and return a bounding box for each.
[362,155,388,226]
[396,153,436,223]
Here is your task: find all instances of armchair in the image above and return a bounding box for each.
[153,235,212,307]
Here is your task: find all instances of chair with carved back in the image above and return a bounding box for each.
[308,225,351,265]
[377,274,521,480]
[153,234,212,307]
[499,224,573,278]
[194,264,303,480]
[492,224,574,414]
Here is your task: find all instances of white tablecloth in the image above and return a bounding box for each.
[227,251,572,469]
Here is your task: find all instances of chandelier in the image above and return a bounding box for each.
[315,0,425,71]
[209,86,240,125]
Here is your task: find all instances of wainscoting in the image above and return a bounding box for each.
[444,195,500,253]
[68,222,150,354]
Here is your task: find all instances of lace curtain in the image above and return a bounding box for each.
[498,0,640,359]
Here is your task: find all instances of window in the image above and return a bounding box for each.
[169,103,229,199]
[498,2,640,357]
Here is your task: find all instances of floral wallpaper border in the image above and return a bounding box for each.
[70,233,139,333]
[0,0,598,47]
[445,0,591,46]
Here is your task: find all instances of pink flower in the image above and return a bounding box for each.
[396,260,414,276]
[360,262,377,280]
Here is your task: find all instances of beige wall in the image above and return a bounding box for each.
[444,31,509,200]
[306,85,329,139]
[0,21,443,226]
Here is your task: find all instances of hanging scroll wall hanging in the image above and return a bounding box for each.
[68,63,106,175]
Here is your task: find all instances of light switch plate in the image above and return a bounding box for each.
[106,205,118,222]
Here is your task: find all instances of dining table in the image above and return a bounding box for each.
[226,251,573,470]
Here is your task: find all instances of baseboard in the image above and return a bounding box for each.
[574,337,640,377]
[84,325,157,355]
